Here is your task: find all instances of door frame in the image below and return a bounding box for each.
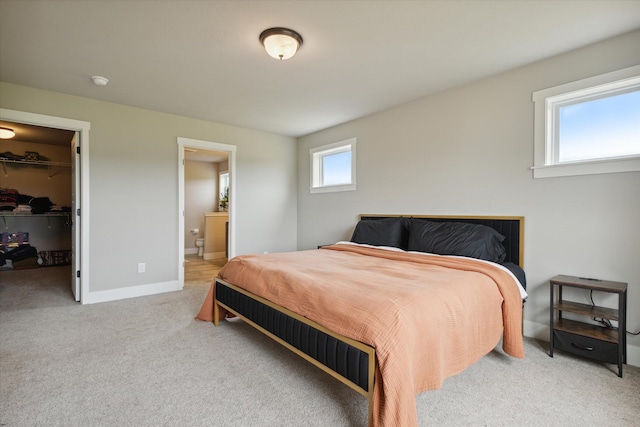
[70,132,80,300]
[177,137,236,288]
[0,108,90,303]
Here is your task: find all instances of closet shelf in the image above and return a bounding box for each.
[1,212,71,229]
[1,158,71,178]
[0,212,70,217]
[1,158,71,168]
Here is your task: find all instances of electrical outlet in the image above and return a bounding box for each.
[137,262,146,273]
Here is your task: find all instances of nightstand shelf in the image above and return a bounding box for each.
[549,275,627,377]
[554,301,619,322]
[554,318,618,343]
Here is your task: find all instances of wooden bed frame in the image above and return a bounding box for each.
[212,215,524,424]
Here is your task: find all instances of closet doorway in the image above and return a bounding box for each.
[177,137,236,289]
[0,109,90,303]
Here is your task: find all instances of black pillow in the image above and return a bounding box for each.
[407,220,506,263]
[350,217,409,249]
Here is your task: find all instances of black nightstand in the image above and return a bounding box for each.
[549,274,627,377]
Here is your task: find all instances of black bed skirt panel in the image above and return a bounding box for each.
[216,281,371,392]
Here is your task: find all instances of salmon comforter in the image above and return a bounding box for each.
[197,243,525,427]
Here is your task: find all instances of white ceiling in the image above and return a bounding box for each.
[1,0,639,138]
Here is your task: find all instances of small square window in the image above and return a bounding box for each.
[310,138,356,193]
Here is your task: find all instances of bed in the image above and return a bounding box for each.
[197,215,526,426]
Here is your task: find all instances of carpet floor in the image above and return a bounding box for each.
[1,266,638,426]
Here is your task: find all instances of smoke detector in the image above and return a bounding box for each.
[91,76,109,86]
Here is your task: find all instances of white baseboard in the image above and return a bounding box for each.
[185,247,198,255]
[627,344,640,369]
[523,320,639,368]
[523,319,549,341]
[82,280,180,305]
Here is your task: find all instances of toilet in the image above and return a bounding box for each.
[195,238,204,257]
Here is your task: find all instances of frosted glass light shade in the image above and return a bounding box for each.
[259,28,303,60]
[0,127,15,139]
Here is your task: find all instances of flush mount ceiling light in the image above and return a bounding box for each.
[0,127,16,139]
[259,27,303,60]
[91,75,109,86]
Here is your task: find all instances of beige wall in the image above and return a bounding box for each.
[184,159,218,250]
[0,82,298,293]
[297,30,640,363]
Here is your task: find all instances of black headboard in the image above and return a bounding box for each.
[359,215,524,268]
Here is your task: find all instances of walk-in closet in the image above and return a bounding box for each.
[0,121,74,287]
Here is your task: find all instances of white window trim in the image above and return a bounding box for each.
[309,138,357,194]
[532,65,640,178]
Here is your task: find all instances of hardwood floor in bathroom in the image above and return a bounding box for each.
[184,254,227,284]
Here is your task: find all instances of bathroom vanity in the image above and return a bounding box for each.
[204,212,228,260]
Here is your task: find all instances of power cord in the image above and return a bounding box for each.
[590,290,613,328]
[589,290,639,335]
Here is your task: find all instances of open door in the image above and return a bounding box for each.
[70,132,80,301]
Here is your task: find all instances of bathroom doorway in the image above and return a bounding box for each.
[177,137,236,289]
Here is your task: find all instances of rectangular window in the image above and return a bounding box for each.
[557,90,640,163]
[219,171,229,211]
[310,138,356,193]
[219,171,229,196]
[532,65,640,178]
